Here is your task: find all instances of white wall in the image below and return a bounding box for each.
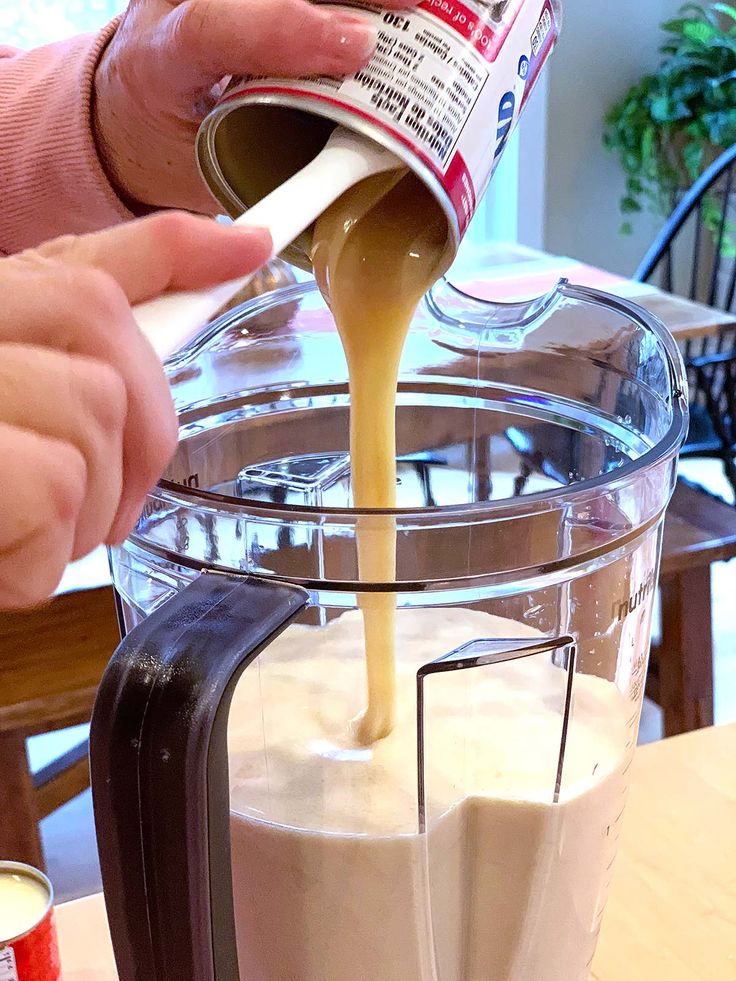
[541,0,684,276]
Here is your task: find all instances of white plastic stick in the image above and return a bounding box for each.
[134,128,401,362]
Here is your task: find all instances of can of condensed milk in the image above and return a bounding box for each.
[197,0,562,269]
[0,863,60,981]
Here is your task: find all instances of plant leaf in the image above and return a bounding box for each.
[678,2,711,18]
[650,96,673,122]
[683,19,717,43]
[603,1,736,231]
[641,124,656,164]
[713,3,736,24]
[683,140,705,178]
[621,196,643,214]
[662,17,690,34]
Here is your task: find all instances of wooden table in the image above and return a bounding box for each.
[52,723,736,979]
[653,480,736,736]
[0,552,118,868]
[461,242,736,342]
[592,724,736,980]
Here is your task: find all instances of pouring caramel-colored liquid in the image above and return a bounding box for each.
[312,170,454,743]
[225,153,635,981]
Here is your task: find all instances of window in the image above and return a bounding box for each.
[1,2,122,48]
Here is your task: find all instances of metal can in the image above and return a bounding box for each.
[198,0,562,269]
[0,863,60,981]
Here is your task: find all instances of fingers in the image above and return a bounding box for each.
[167,0,400,80]
[0,211,274,602]
[32,212,273,305]
[11,210,276,543]
[0,347,127,560]
[0,423,86,609]
[0,259,177,546]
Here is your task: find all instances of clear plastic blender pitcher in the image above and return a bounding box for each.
[90,277,687,981]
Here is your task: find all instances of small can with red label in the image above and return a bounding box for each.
[0,863,60,981]
[197,0,562,269]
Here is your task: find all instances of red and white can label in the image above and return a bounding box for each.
[0,947,17,980]
[0,860,60,981]
[223,0,559,238]
[0,908,60,981]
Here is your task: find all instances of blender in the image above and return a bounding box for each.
[90,276,687,980]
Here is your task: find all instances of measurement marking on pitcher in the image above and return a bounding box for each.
[614,570,656,622]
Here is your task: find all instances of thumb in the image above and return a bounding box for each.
[33,212,273,304]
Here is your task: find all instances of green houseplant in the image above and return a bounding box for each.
[604,2,736,239]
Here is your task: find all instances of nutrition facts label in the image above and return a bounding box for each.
[221,0,559,238]
[0,948,18,981]
[341,8,489,170]
[531,5,553,54]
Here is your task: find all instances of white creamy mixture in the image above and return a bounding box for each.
[227,607,630,981]
[223,146,629,981]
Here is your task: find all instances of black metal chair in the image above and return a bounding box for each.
[686,349,736,494]
[635,142,736,312]
[635,143,736,496]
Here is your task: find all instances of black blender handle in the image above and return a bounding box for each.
[90,571,309,981]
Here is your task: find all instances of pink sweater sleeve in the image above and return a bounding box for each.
[0,20,135,255]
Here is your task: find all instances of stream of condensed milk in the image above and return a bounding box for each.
[224,159,634,981]
[312,170,454,743]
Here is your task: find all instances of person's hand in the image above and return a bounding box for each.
[93,0,418,213]
[0,212,271,609]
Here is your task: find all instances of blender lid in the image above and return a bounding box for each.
[160,277,687,517]
[122,276,688,591]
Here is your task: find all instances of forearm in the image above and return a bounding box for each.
[0,21,134,255]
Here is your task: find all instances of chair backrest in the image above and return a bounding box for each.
[635,144,736,309]
[687,348,736,462]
